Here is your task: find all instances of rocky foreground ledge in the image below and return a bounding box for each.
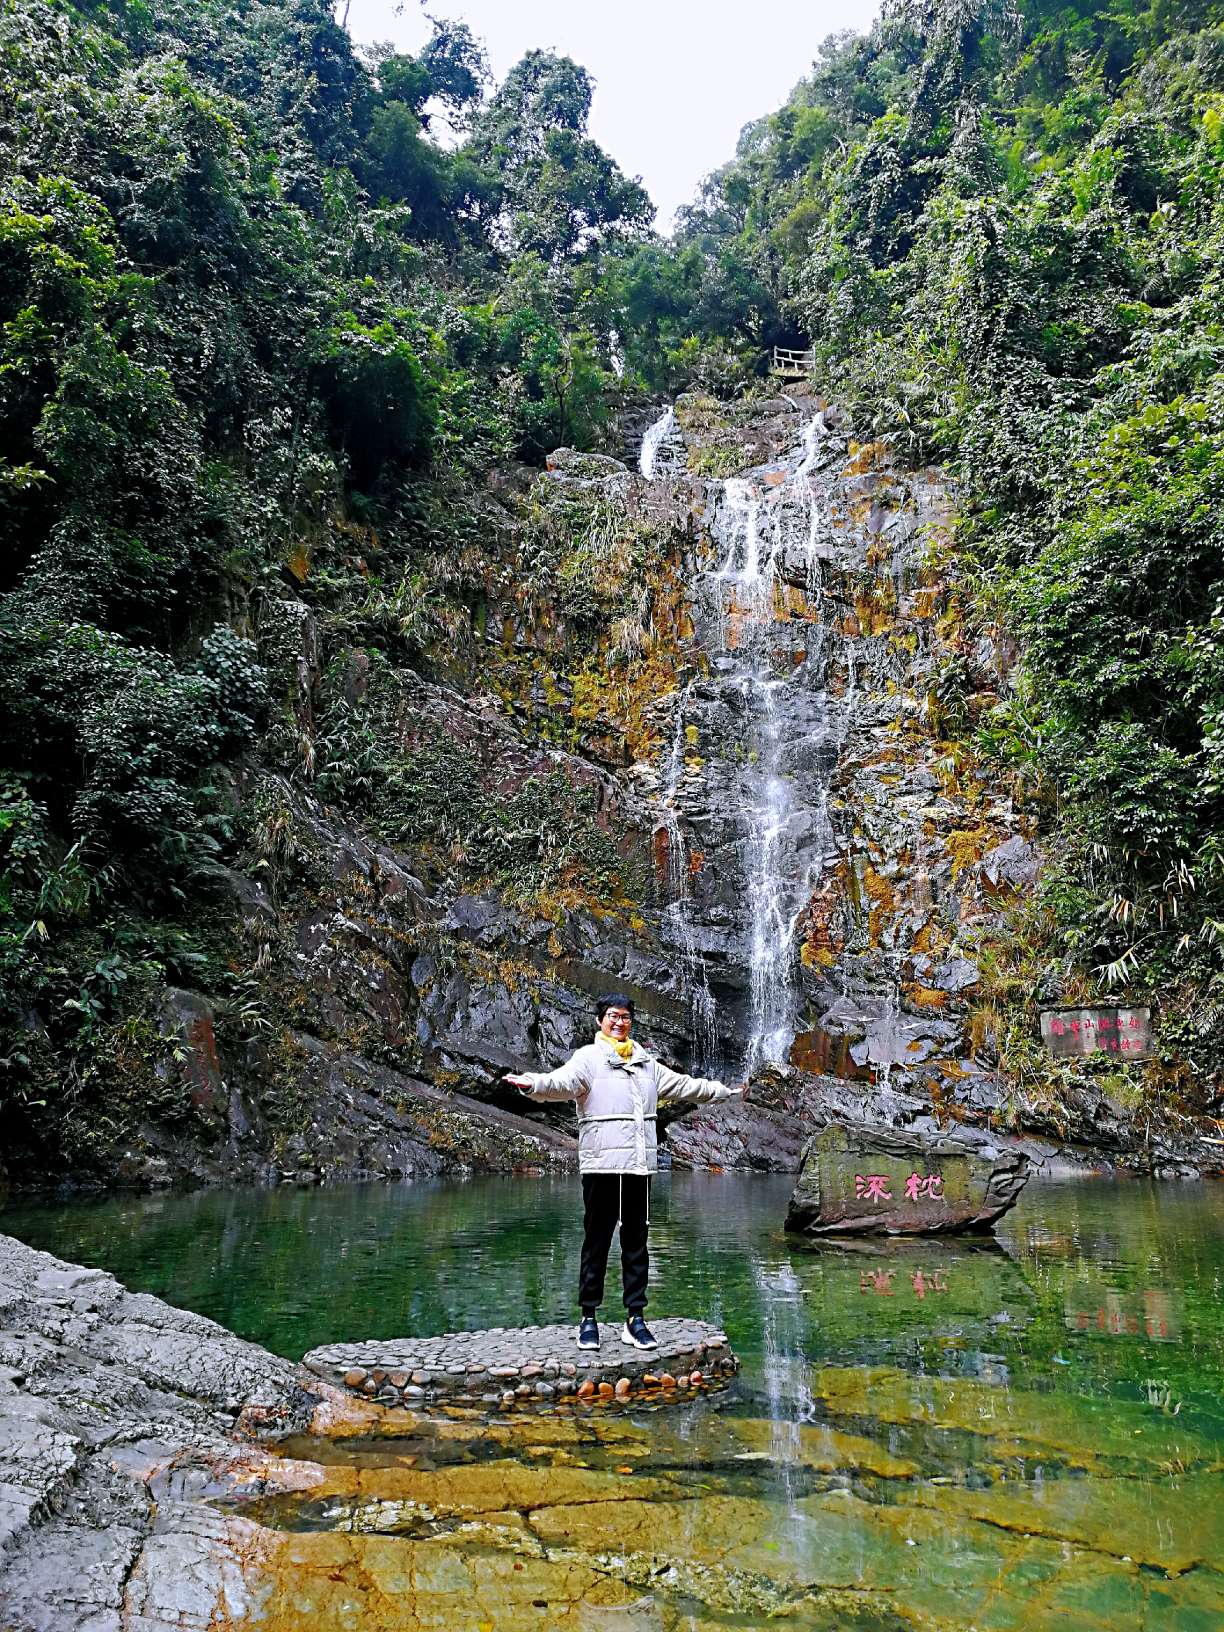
[0,1231,350,1631]
[305,1317,739,1408]
[0,1233,744,1630]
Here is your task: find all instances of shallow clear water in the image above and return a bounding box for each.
[5,1172,1224,1629]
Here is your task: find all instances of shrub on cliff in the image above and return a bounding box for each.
[0,0,664,1143]
[638,0,1224,1074]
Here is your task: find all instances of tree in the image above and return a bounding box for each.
[466,51,653,261]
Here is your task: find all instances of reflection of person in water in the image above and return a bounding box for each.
[504,993,745,1353]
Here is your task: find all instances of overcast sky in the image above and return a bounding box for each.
[344,0,882,233]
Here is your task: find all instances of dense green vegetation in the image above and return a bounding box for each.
[2,0,1222,1165]
[638,0,1224,1089]
[0,0,665,1136]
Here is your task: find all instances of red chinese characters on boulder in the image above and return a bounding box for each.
[855,1172,945,1206]
[904,1173,944,1202]
[786,1126,1030,1237]
[854,1174,894,1203]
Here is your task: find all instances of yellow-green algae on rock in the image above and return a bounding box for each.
[811,1364,1224,1471]
[218,1391,1224,1631]
[901,1468,1224,1577]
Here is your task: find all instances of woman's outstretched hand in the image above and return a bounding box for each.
[503,1072,533,1090]
[732,1080,750,1100]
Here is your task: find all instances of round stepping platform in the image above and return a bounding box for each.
[303,1317,739,1409]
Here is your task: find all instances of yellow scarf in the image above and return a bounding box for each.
[596,1030,634,1061]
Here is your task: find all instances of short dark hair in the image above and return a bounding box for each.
[596,993,635,1021]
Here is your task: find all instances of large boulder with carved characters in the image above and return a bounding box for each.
[785,1124,1029,1237]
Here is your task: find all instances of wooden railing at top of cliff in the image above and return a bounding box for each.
[770,345,817,377]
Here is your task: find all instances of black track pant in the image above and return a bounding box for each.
[579,1173,650,1315]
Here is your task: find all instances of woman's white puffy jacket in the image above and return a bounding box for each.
[520,1039,740,1175]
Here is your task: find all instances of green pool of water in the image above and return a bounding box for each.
[4,1171,1224,1629]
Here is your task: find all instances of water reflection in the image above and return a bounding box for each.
[755,1255,816,1541]
[5,1173,1224,1628]
[3,1172,1223,1401]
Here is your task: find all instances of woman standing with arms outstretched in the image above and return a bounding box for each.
[504,994,745,1351]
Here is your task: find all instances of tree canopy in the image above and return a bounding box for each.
[4,0,1224,1148]
[0,0,664,1124]
[641,0,1224,1069]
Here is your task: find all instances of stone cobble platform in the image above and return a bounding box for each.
[303,1317,739,1409]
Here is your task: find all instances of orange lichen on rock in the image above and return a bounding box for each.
[945,826,993,881]
[910,915,949,956]
[800,867,848,964]
[854,593,896,637]
[789,1029,871,1080]
[904,984,949,1010]
[968,1006,995,1056]
[844,441,891,476]
[860,863,896,947]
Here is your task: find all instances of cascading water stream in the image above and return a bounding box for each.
[641,405,853,1077]
[638,406,680,479]
[712,426,843,1073]
[743,678,798,1074]
[657,685,718,1065]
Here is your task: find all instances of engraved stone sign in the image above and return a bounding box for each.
[1040,1007,1151,1060]
[785,1125,1028,1237]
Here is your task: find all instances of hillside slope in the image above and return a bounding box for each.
[2,0,1221,1185]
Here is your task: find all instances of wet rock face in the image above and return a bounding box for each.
[784,1124,1029,1236]
[0,1232,321,1632]
[636,397,1211,1175]
[128,968,580,1190]
[46,390,1212,1189]
[158,986,229,1137]
[641,394,1008,1099]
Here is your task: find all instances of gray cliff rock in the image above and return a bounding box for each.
[0,1233,320,1632]
[18,391,1214,1189]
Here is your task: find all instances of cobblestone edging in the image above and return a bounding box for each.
[303,1317,740,1409]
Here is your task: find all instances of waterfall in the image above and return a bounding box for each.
[639,406,679,480]
[744,679,797,1074]
[642,405,852,1078]
[713,420,844,1073]
[656,687,718,1066]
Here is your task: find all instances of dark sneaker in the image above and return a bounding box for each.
[577,1315,600,1350]
[621,1314,658,1350]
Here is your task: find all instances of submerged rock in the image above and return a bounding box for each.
[784,1124,1029,1236]
[7,1232,1221,1631]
